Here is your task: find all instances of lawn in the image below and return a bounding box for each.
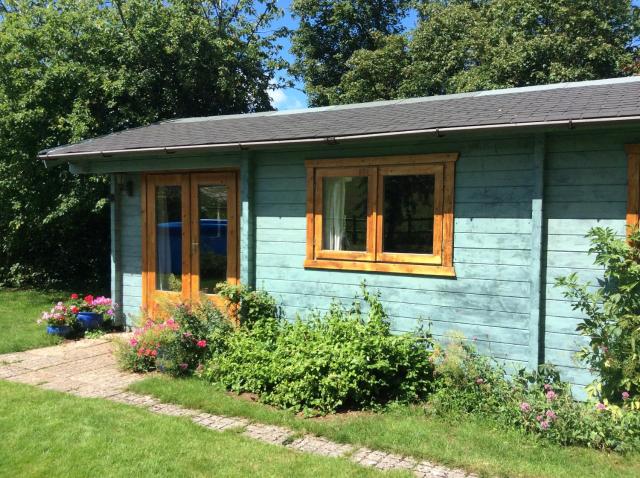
[0,381,404,478]
[0,289,70,354]
[131,376,640,478]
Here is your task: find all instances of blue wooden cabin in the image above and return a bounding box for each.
[40,77,640,395]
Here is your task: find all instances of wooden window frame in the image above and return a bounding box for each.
[304,153,458,276]
[627,145,640,233]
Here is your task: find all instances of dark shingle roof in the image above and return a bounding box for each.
[40,77,640,158]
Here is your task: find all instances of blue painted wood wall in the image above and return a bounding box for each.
[101,125,640,394]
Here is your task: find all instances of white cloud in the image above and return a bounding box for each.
[269,88,306,111]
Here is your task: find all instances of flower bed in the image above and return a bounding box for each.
[118,282,640,452]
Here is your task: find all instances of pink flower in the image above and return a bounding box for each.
[596,402,607,411]
[150,349,158,357]
[544,384,552,391]
[129,338,138,347]
[540,420,549,430]
[545,410,557,421]
[546,390,557,402]
[70,293,78,299]
[519,402,531,412]
[536,415,543,422]
[196,340,207,348]
[179,363,188,370]
[106,309,114,316]
[622,391,631,401]
[476,378,484,384]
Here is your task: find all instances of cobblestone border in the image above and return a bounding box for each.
[103,391,476,478]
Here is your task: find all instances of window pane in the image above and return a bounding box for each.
[322,176,368,251]
[156,186,182,292]
[383,175,435,254]
[198,185,228,294]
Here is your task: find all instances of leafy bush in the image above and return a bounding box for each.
[117,301,233,375]
[428,334,640,452]
[555,227,640,405]
[203,288,434,414]
[216,282,281,328]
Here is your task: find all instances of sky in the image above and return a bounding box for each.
[269,0,640,112]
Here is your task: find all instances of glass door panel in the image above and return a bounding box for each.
[145,174,191,314]
[189,172,238,302]
[156,185,183,292]
[197,184,228,294]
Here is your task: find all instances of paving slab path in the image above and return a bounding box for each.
[0,338,477,478]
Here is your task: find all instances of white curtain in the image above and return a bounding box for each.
[323,177,347,250]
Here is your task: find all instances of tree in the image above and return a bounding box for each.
[313,0,640,104]
[290,0,411,106]
[330,33,409,104]
[0,0,285,289]
[403,0,640,96]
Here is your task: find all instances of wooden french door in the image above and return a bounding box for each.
[143,172,238,314]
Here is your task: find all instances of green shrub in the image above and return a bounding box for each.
[216,282,281,328]
[555,227,640,405]
[203,288,434,414]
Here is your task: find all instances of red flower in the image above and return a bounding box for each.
[71,306,79,314]
[150,349,158,357]
[70,293,79,299]
[196,340,207,348]
[84,295,94,304]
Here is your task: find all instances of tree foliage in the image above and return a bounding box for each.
[294,0,640,104]
[0,0,285,289]
[290,0,411,106]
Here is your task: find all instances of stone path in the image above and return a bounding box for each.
[0,338,476,478]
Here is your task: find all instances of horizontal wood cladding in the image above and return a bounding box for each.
[111,128,640,393]
[542,134,637,389]
[254,137,535,366]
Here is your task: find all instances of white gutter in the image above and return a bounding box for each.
[39,115,640,162]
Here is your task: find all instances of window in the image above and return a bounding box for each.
[305,154,458,276]
[627,144,640,232]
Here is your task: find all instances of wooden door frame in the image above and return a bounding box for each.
[141,170,240,313]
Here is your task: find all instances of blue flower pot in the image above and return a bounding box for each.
[47,325,72,337]
[77,311,103,330]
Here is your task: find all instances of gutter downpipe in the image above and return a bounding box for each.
[39,115,640,163]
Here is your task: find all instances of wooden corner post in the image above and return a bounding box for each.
[528,134,546,370]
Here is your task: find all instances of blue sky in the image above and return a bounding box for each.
[269,0,640,111]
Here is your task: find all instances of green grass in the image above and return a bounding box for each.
[131,376,640,478]
[0,381,405,478]
[0,289,71,354]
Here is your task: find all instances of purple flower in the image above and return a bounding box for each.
[106,309,114,316]
[545,390,557,402]
[179,363,188,370]
[622,391,631,401]
[540,420,550,430]
[519,402,531,412]
[545,410,557,421]
[596,402,607,411]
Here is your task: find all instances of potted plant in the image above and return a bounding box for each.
[39,302,78,337]
[71,294,116,330]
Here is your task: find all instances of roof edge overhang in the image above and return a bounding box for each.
[39,115,640,167]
